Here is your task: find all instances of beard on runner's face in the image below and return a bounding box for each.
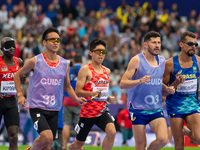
[148,47,159,56]
[187,49,195,56]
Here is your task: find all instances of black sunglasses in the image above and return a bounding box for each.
[3,40,16,51]
[182,41,198,47]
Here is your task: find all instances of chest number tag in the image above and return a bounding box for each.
[1,81,16,95]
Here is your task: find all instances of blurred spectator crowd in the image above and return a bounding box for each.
[1,0,200,104]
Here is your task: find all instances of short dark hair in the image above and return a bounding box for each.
[181,31,196,41]
[89,39,106,51]
[73,54,82,63]
[42,27,59,41]
[144,31,161,42]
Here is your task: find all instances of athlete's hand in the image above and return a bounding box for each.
[76,97,87,105]
[93,90,103,98]
[139,75,151,84]
[166,86,175,95]
[175,72,185,84]
[107,96,115,104]
[18,95,27,107]
[198,90,200,101]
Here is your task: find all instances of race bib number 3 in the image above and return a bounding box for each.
[1,81,16,95]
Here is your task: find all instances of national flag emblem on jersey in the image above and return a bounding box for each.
[1,67,8,72]
[193,66,197,74]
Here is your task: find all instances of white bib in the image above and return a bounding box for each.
[93,86,109,100]
[177,79,197,94]
[1,81,16,95]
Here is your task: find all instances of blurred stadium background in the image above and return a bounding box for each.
[0,0,200,149]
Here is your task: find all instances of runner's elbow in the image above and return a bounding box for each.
[120,81,125,89]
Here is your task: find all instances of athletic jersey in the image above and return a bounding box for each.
[80,63,109,118]
[166,55,200,114]
[127,53,165,112]
[0,55,19,96]
[63,64,81,107]
[27,54,68,111]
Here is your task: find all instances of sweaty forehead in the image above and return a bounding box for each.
[149,37,161,41]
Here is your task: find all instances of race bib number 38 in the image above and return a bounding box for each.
[1,81,17,95]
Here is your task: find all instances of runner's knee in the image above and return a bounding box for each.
[106,128,116,140]
[7,127,18,143]
[157,136,168,147]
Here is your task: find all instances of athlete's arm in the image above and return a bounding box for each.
[120,56,151,89]
[163,58,183,88]
[197,55,200,70]
[75,65,101,97]
[14,57,36,107]
[162,83,175,96]
[64,63,86,104]
[196,55,200,100]
[162,58,176,96]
